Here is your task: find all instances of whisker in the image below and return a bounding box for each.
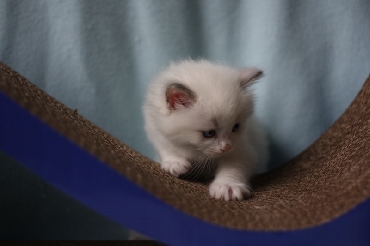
[183,155,206,181]
[182,156,201,180]
[191,156,206,181]
[206,155,211,180]
[181,154,214,182]
[205,155,213,181]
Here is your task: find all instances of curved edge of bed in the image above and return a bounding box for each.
[1,62,369,245]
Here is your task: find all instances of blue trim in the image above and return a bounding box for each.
[1,90,370,245]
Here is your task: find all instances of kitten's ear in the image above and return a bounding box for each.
[239,68,263,89]
[166,83,196,110]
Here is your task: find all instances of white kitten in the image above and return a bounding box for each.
[143,59,268,201]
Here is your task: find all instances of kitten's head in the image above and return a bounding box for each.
[151,60,263,158]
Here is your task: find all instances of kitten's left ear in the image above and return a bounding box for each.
[166,83,196,111]
[239,68,263,89]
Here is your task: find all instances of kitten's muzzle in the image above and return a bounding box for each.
[208,144,233,156]
[221,144,232,153]
[213,144,232,154]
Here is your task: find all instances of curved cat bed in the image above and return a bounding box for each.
[0,61,369,245]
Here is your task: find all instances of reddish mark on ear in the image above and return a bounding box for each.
[167,91,191,109]
[166,84,196,110]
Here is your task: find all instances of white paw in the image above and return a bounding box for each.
[161,159,191,177]
[209,181,251,201]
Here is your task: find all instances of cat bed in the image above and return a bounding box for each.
[0,61,369,245]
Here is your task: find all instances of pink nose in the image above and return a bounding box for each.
[221,144,232,152]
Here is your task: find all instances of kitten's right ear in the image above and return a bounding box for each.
[239,68,263,89]
[166,83,196,110]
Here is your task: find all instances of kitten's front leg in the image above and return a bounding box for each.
[209,161,252,201]
[161,156,191,177]
[153,137,191,177]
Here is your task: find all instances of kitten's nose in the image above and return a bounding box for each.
[221,144,232,152]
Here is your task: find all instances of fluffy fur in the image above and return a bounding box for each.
[143,59,268,201]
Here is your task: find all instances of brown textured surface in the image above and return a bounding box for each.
[0,61,369,231]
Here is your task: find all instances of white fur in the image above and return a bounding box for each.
[143,59,268,201]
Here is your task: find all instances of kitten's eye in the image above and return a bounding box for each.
[202,130,216,138]
[232,123,240,132]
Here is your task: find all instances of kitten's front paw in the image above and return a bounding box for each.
[209,181,251,201]
[161,159,191,177]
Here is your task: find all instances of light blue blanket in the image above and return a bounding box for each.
[1,0,369,239]
[1,0,369,168]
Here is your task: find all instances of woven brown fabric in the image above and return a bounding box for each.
[0,61,369,231]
